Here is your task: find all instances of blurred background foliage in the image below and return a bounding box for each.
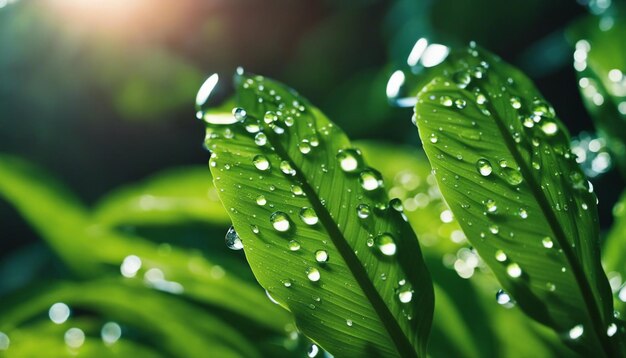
[1,0,625,356]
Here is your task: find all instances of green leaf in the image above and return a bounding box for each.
[413,45,623,356]
[201,74,434,357]
[0,280,260,358]
[567,10,626,176]
[0,154,291,334]
[93,166,230,228]
[357,140,574,357]
[603,190,626,315]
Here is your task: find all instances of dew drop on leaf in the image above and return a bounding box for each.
[299,207,319,225]
[256,195,267,206]
[506,263,522,278]
[476,159,493,176]
[398,288,413,303]
[374,233,397,256]
[356,204,371,219]
[225,226,243,250]
[484,199,497,213]
[306,267,321,282]
[291,185,304,196]
[337,148,362,173]
[440,95,453,107]
[359,169,383,191]
[270,211,291,232]
[501,167,523,185]
[253,155,270,171]
[254,132,267,146]
[541,121,558,136]
[346,319,353,327]
[496,289,512,305]
[542,237,554,248]
[299,140,312,154]
[288,240,301,251]
[429,133,439,143]
[607,323,618,337]
[232,107,247,120]
[495,250,507,262]
[509,96,522,109]
[569,324,584,340]
[315,250,329,263]
[263,111,278,124]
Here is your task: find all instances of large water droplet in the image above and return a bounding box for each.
[495,250,507,262]
[233,107,247,120]
[254,132,267,146]
[225,226,243,250]
[306,267,321,282]
[315,250,329,263]
[476,159,493,176]
[607,323,618,337]
[337,149,363,173]
[375,233,397,256]
[253,155,270,171]
[496,289,512,305]
[256,195,267,206]
[270,212,291,232]
[359,169,383,191]
[569,324,584,340]
[484,199,497,213]
[280,161,296,176]
[398,288,413,303]
[49,303,71,324]
[299,140,312,154]
[506,263,522,278]
[541,121,558,136]
[289,240,301,251]
[357,204,371,219]
[299,207,319,225]
[542,237,554,249]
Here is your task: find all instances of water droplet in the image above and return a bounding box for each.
[243,117,261,133]
[453,70,471,88]
[430,133,439,143]
[315,250,329,263]
[299,140,312,154]
[346,319,353,327]
[489,225,499,234]
[225,226,243,250]
[455,98,467,109]
[569,324,584,339]
[440,95,453,107]
[306,267,321,282]
[509,96,522,109]
[256,195,267,206]
[390,198,404,212]
[299,207,319,225]
[289,240,301,251]
[337,148,363,173]
[270,211,291,232]
[398,288,413,303]
[496,289,512,305]
[251,225,260,234]
[254,132,267,146]
[308,344,320,357]
[484,199,497,213]
[607,323,618,337]
[495,250,507,262]
[359,169,383,191]
[476,159,493,176]
[519,208,528,219]
[280,161,296,176]
[233,107,247,120]
[357,204,371,219]
[542,237,554,248]
[120,255,142,278]
[283,280,292,288]
[253,155,270,171]
[374,233,397,256]
[506,263,522,278]
[264,111,278,124]
[541,121,558,136]
[291,185,304,196]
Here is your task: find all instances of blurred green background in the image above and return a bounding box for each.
[0,0,624,356]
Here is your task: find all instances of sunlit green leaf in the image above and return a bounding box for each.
[567,9,626,176]
[202,74,434,357]
[0,281,260,358]
[93,166,230,228]
[413,45,624,356]
[602,190,626,316]
[0,154,291,334]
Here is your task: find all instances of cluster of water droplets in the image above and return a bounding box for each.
[119,254,185,294]
[571,132,612,177]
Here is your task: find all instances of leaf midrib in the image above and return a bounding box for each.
[263,118,419,358]
[478,79,613,356]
